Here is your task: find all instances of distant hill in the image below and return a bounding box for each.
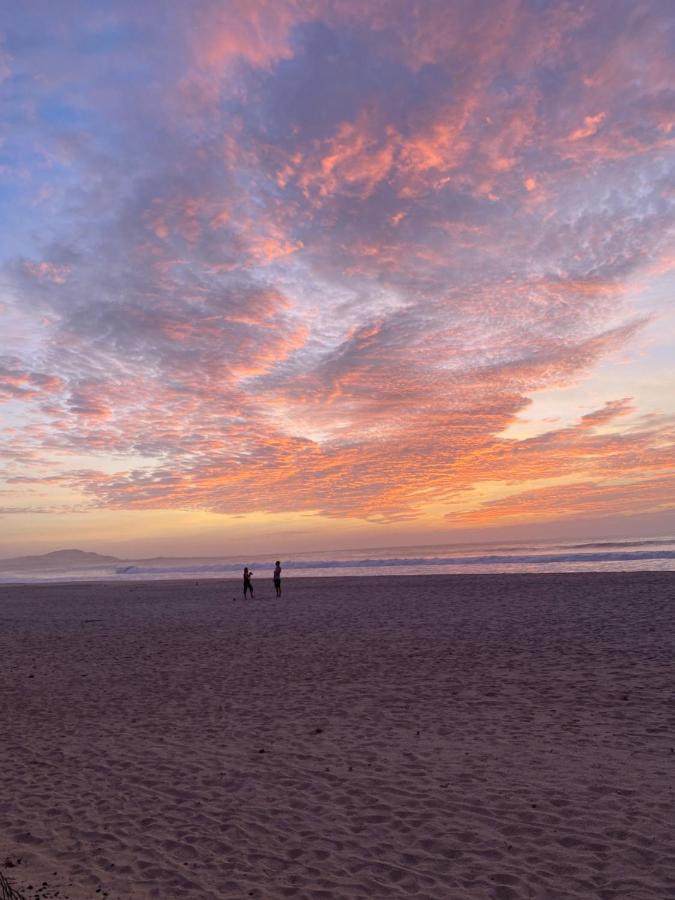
[0,549,121,571]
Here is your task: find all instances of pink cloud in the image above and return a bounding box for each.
[22,260,71,284]
[567,112,607,142]
[192,0,305,71]
[0,359,63,403]
[2,0,674,534]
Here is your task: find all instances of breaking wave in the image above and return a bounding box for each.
[117,548,675,577]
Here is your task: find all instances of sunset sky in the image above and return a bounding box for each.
[1,1,674,557]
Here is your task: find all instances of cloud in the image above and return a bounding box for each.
[579,398,634,429]
[567,112,607,142]
[0,358,63,403]
[192,0,305,71]
[21,260,72,284]
[1,1,674,531]
[452,473,675,528]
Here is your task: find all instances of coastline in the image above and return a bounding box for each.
[2,566,675,589]
[2,572,674,898]
[3,536,675,585]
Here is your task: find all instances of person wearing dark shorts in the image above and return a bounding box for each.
[243,567,254,599]
[273,560,282,597]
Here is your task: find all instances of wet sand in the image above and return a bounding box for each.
[1,573,674,899]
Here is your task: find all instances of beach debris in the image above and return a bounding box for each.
[1,868,28,900]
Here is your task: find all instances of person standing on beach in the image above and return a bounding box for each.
[243,567,254,599]
[273,560,282,597]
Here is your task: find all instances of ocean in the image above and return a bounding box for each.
[2,535,675,584]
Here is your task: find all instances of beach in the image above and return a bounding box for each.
[1,572,674,900]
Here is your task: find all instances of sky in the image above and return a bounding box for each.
[1,0,674,558]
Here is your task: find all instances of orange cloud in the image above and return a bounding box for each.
[453,473,675,528]
[567,112,607,142]
[3,0,674,539]
[295,114,396,200]
[580,398,634,429]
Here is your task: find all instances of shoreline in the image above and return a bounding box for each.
[2,567,675,591]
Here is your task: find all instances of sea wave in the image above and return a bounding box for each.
[116,548,675,576]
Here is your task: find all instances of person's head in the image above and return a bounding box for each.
[276,560,280,566]
[244,567,249,573]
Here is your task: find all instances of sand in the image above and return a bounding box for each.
[1,572,674,900]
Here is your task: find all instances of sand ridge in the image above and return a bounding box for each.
[1,572,674,899]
